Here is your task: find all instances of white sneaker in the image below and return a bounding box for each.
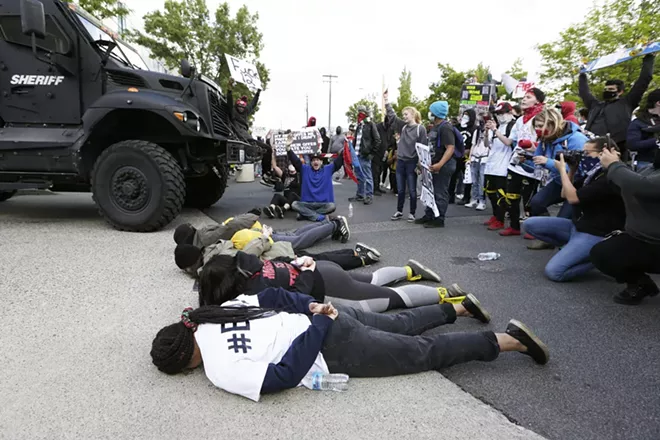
[465,201,478,208]
[456,194,464,201]
[391,211,403,221]
[407,213,415,222]
[476,202,486,211]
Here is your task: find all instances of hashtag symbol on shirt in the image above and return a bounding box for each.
[227,334,252,353]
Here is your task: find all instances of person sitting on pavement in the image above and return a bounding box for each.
[199,251,473,314]
[522,137,625,282]
[627,88,660,171]
[287,135,343,222]
[262,149,301,219]
[175,224,381,278]
[150,288,549,402]
[589,135,660,305]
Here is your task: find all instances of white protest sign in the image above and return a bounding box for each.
[273,128,321,156]
[415,143,439,217]
[513,81,536,99]
[225,54,262,93]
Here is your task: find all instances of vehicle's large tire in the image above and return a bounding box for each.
[0,190,16,202]
[91,140,185,232]
[184,164,228,209]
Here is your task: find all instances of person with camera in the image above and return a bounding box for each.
[589,134,660,305]
[627,89,660,171]
[522,137,625,282]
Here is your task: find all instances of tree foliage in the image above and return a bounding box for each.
[345,96,383,124]
[130,0,269,102]
[425,63,469,118]
[505,57,529,81]
[537,0,659,103]
[391,68,427,121]
[78,0,130,20]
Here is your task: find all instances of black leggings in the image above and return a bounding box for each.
[314,261,443,313]
[270,192,300,208]
[298,249,363,271]
[503,171,539,230]
[484,175,507,222]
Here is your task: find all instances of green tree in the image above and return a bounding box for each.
[346,96,383,124]
[130,0,269,103]
[505,57,529,80]
[79,0,130,20]
[391,67,427,122]
[425,63,470,118]
[537,0,659,103]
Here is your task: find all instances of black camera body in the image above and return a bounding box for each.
[555,149,585,167]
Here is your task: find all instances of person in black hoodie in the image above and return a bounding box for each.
[319,127,331,155]
[374,120,394,196]
[579,54,655,158]
[627,88,660,171]
[451,109,477,205]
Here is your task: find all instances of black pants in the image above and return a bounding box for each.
[485,175,507,222]
[381,160,389,185]
[270,192,299,208]
[298,249,363,271]
[504,172,539,230]
[448,160,466,203]
[590,233,660,285]
[372,157,383,192]
[322,304,499,376]
[258,140,272,174]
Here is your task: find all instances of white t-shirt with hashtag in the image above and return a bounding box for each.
[194,294,329,402]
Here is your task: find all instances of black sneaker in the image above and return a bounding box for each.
[274,205,284,219]
[414,216,431,225]
[506,320,550,365]
[446,283,469,298]
[461,294,491,323]
[336,216,350,243]
[374,191,383,197]
[263,206,275,218]
[248,207,262,216]
[424,219,445,228]
[355,243,381,260]
[406,259,441,283]
[364,197,373,205]
[613,281,660,305]
[260,176,275,187]
[349,196,364,202]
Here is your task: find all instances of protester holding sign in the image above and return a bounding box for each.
[383,90,428,222]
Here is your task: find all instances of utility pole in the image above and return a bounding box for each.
[305,94,309,124]
[323,74,338,131]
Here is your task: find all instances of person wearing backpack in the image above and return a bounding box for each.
[416,101,464,228]
[384,90,428,222]
[483,103,517,229]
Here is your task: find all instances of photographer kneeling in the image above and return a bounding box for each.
[589,129,660,305]
[523,137,625,282]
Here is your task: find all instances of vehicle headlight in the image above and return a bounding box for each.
[174,111,201,132]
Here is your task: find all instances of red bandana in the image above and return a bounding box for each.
[523,102,545,124]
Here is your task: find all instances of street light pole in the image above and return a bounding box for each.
[323,74,338,131]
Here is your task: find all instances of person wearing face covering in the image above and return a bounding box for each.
[348,106,381,206]
[556,101,579,125]
[522,137,625,282]
[626,89,660,171]
[589,130,660,305]
[451,110,477,205]
[579,54,655,157]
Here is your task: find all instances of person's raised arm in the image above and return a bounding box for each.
[626,54,655,109]
[271,149,283,178]
[260,313,334,394]
[556,155,579,204]
[287,146,303,173]
[383,90,406,133]
[578,72,597,110]
[226,87,235,121]
[247,89,262,115]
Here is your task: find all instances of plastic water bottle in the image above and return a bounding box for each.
[307,372,349,392]
[478,252,501,261]
[348,203,354,218]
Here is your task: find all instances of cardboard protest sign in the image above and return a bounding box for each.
[273,128,321,156]
[459,83,494,116]
[415,143,439,217]
[225,54,262,93]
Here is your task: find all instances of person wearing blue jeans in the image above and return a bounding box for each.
[356,155,374,201]
[349,105,381,206]
[395,159,419,219]
[523,137,625,281]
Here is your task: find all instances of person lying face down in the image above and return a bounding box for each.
[150,288,549,402]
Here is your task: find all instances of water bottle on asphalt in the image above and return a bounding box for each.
[348,203,354,218]
[307,372,349,391]
[478,252,501,261]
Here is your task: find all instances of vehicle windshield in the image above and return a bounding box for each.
[74,13,149,70]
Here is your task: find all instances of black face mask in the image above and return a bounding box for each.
[602,90,618,101]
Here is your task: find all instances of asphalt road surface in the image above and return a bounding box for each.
[0,191,544,440]
[205,176,660,440]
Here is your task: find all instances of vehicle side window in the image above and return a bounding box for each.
[0,15,71,55]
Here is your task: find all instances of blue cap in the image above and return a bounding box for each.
[430,101,449,119]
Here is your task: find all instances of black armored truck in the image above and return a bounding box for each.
[0,0,260,231]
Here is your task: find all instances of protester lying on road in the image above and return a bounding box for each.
[150,288,549,402]
[174,212,262,248]
[287,138,343,222]
[175,228,381,277]
[523,138,625,282]
[198,252,471,314]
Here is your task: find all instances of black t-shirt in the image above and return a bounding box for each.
[572,170,626,236]
[237,252,315,296]
[431,123,457,164]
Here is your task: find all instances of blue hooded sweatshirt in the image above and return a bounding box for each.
[534,122,588,183]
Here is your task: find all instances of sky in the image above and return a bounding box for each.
[127,0,595,131]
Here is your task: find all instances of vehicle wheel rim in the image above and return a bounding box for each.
[111,166,149,211]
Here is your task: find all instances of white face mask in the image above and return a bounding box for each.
[428,112,436,122]
[497,114,513,125]
[461,115,470,125]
